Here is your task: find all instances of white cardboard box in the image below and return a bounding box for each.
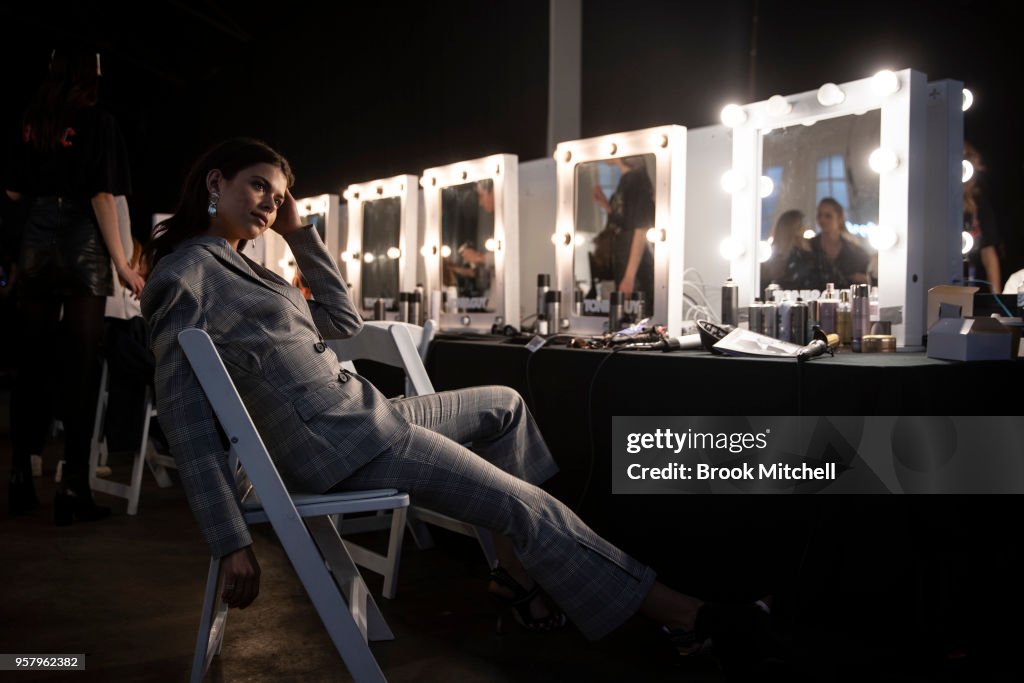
[926,317,1016,361]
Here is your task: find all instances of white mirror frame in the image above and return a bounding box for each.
[554,125,686,335]
[422,154,519,332]
[728,69,926,347]
[341,175,418,315]
[258,193,340,282]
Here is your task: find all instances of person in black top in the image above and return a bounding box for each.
[808,197,871,290]
[5,46,144,523]
[591,156,655,315]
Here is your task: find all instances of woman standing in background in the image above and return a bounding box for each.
[5,46,144,523]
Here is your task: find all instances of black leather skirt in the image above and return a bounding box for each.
[17,196,113,298]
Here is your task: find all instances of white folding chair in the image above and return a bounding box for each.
[178,328,409,683]
[328,321,498,579]
[89,360,175,514]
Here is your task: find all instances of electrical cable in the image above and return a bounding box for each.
[957,278,1014,316]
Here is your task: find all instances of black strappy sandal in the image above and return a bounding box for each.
[488,566,567,634]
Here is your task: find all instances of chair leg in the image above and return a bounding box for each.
[308,516,394,642]
[142,391,175,489]
[380,507,407,600]
[191,557,229,683]
[88,362,110,489]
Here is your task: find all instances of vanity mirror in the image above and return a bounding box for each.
[725,69,927,345]
[554,126,686,334]
[341,175,418,318]
[422,155,519,332]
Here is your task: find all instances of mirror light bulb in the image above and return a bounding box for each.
[645,227,666,243]
[386,247,401,260]
[484,238,498,252]
[419,245,434,258]
[573,233,585,246]
[759,175,775,198]
[962,160,974,183]
[757,240,773,263]
[961,231,974,255]
[440,245,452,258]
[720,104,747,128]
[962,88,974,112]
[719,237,745,260]
[340,251,353,263]
[766,95,792,117]
[871,70,900,96]
[363,253,375,264]
[817,83,846,107]
[869,225,899,251]
[802,229,817,240]
[869,148,900,174]
[720,170,746,194]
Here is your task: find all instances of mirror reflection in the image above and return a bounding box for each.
[759,111,880,292]
[440,180,495,312]
[360,197,401,309]
[573,154,656,317]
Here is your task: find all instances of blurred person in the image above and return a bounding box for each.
[4,46,143,522]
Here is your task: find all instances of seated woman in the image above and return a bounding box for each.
[808,198,871,289]
[141,139,769,660]
[761,209,819,291]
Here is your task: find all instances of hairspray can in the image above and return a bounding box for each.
[749,299,764,334]
[374,297,387,321]
[573,288,583,317]
[852,284,871,352]
[537,274,550,321]
[764,282,781,304]
[789,298,809,344]
[777,297,793,342]
[410,290,422,327]
[762,300,778,338]
[545,290,562,332]
[837,290,852,346]
[609,291,624,331]
[721,278,739,326]
[818,283,837,335]
[397,292,410,323]
[414,284,425,324]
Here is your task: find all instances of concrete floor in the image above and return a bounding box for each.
[0,381,1014,683]
[0,386,725,683]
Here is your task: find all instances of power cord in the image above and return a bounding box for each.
[577,345,629,514]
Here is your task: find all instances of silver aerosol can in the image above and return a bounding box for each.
[721,278,739,326]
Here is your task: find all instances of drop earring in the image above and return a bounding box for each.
[207,191,220,218]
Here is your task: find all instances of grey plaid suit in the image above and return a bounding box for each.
[142,227,655,641]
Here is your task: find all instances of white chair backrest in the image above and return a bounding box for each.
[177,329,306,530]
[328,321,435,397]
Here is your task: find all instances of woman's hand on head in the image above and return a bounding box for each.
[270,190,303,236]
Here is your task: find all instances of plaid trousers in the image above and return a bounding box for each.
[331,385,657,640]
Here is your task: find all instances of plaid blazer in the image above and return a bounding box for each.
[142,227,410,558]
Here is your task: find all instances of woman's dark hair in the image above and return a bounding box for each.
[23,47,101,150]
[142,138,294,271]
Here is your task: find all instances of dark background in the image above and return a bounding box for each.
[1,0,1020,275]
